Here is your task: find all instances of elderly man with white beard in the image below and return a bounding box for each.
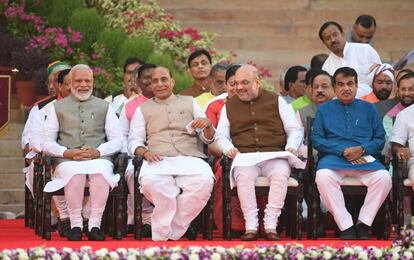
[42,64,123,241]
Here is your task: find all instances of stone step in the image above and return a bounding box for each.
[169,8,414,26]
[0,123,25,141]
[187,21,414,40]
[0,204,24,215]
[310,0,414,11]
[10,108,25,123]
[0,157,25,174]
[0,139,23,157]
[160,0,309,10]
[0,188,24,204]
[0,174,25,189]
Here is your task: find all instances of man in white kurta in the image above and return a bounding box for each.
[216,65,304,241]
[21,62,72,232]
[43,64,122,241]
[319,21,381,98]
[128,67,215,241]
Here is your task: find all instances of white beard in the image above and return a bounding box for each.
[72,89,92,101]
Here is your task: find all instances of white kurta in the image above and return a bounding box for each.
[216,96,304,188]
[42,105,123,192]
[111,94,128,116]
[390,104,414,166]
[29,100,56,152]
[128,99,214,180]
[21,106,38,150]
[322,42,382,98]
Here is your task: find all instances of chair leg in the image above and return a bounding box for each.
[134,190,143,240]
[383,195,391,240]
[35,180,44,236]
[297,191,303,240]
[311,185,319,240]
[203,187,214,240]
[42,192,52,240]
[397,190,404,234]
[222,184,232,240]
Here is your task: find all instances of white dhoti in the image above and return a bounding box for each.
[315,169,392,231]
[139,156,214,241]
[125,159,153,225]
[43,159,119,230]
[230,151,305,232]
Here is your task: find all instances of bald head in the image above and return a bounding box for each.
[234,64,261,101]
[151,66,175,100]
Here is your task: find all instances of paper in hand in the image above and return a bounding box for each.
[185,120,203,135]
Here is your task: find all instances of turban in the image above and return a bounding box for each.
[47,61,71,76]
[366,63,395,87]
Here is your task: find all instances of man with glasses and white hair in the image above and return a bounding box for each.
[216,64,304,241]
[42,64,123,241]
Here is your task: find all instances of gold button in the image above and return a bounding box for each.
[255,138,259,142]
[251,111,255,116]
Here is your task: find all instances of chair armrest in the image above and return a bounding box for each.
[114,153,128,178]
[133,156,144,179]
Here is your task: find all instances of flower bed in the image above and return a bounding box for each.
[0,241,412,260]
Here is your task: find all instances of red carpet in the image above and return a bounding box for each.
[0,220,392,250]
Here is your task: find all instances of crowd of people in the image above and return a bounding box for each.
[21,15,414,242]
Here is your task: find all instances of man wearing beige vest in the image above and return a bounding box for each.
[128,67,215,241]
[216,64,304,241]
[43,64,123,241]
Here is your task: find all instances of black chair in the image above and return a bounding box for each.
[307,116,391,240]
[220,155,305,240]
[132,155,216,240]
[393,157,414,233]
[41,153,128,240]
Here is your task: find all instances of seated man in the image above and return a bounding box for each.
[180,49,213,97]
[128,66,215,241]
[390,72,414,192]
[216,64,303,241]
[43,64,123,241]
[298,69,335,127]
[311,67,392,240]
[195,62,228,109]
[360,63,394,103]
[283,65,307,104]
[109,57,144,116]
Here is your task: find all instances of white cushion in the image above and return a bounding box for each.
[254,176,299,188]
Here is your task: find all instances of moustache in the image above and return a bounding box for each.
[316,92,325,97]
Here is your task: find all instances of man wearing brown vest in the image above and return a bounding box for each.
[216,64,303,241]
[43,64,123,241]
[128,67,215,241]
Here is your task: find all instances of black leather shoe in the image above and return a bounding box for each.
[340,225,356,240]
[67,227,82,241]
[185,226,198,240]
[240,232,258,241]
[127,224,134,234]
[88,227,105,241]
[356,223,370,240]
[142,224,152,238]
[58,218,71,238]
[263,232,280,241]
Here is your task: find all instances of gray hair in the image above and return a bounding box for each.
[69,64,93,79]
[210,62,229,78]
